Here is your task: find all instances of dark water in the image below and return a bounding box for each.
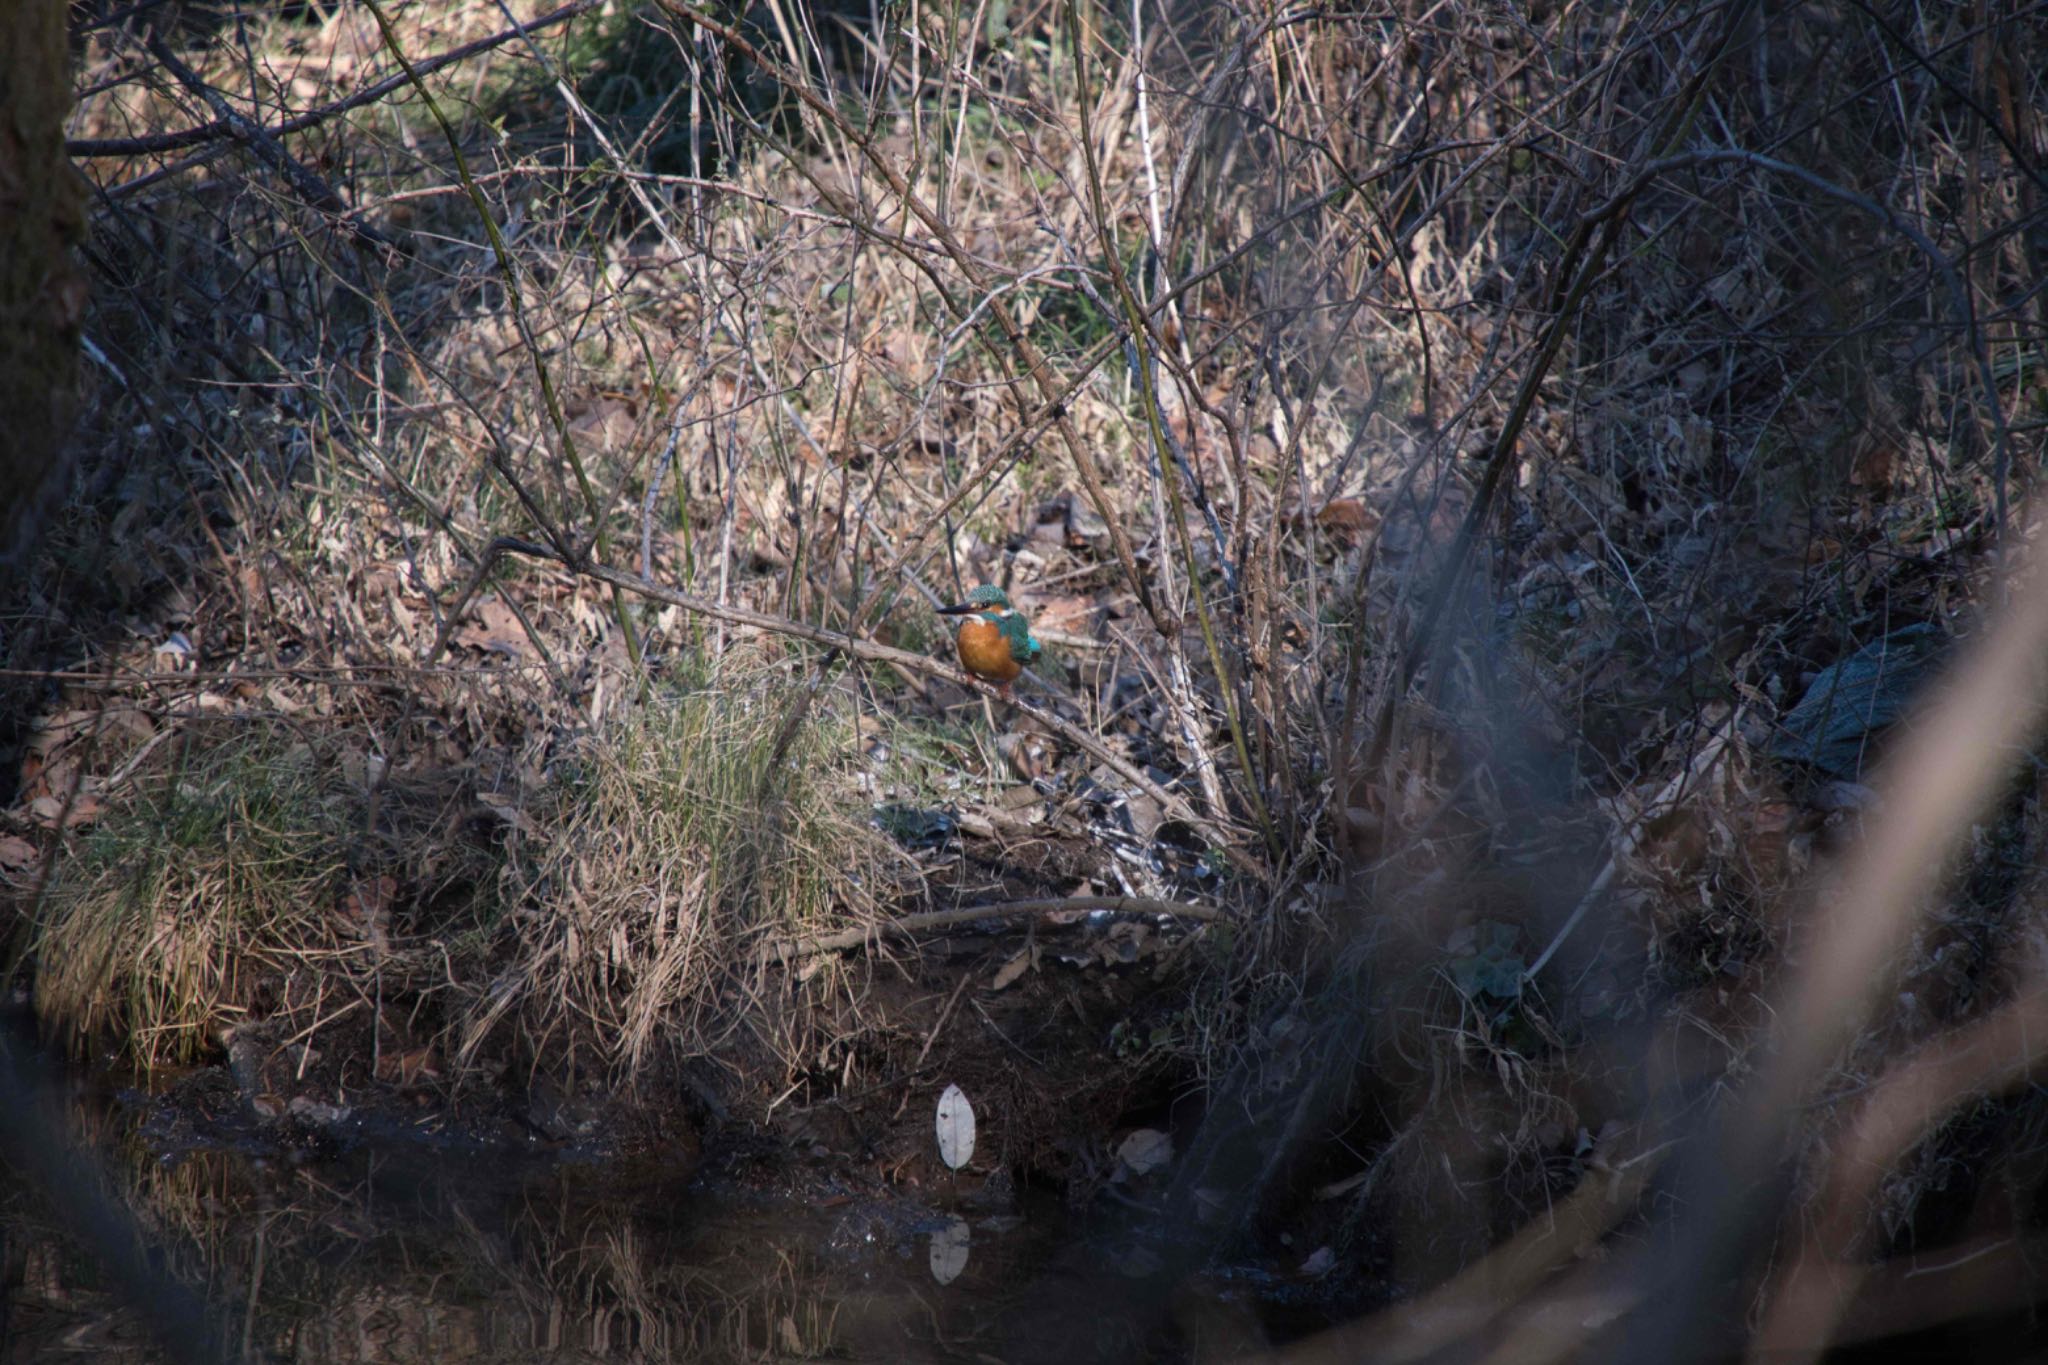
[0,1052,1269,1364]
[2,1145,1160,1363]
[14,1037,2043,1363]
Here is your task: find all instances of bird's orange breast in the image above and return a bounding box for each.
[955,617,1023,682]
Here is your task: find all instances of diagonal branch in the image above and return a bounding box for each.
[141,33,394,253]
[70,0,607,157]
[470,535,1252,865]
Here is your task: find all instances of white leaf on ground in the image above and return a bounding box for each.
[935,1083,976,1170]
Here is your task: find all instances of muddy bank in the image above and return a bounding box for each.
[10,671,1229,1181]
[102,873,1205,1207]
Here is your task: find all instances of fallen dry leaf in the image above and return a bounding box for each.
[0,834,39,869]
[1316,498,1378,539]
[30,794,103,829]
[374,1046,440,1086]
[990,943,1039,990]
[26,709,101,754]
[454,598,525,656]
[476,797,540,836]
[1027,593,1096,637]
[340,875,397,956]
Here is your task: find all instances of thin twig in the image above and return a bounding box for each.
[891,973,975,1119]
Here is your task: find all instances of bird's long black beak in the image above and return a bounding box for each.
[935,602,976,615]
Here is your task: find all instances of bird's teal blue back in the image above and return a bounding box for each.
[994,610,1041,662]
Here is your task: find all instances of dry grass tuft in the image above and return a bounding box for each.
[462,650,899,1085]
[30,728,358,1070]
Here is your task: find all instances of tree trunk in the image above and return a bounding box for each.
[0,0,86,565]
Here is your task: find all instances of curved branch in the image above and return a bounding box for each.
[68,0,606,158]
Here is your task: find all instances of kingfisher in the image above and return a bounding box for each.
[936,584,1042,701]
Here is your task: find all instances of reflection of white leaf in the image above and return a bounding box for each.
[929,1215,971,1285]
[1116,1127,1173,1176]
[935,1084,976,1170]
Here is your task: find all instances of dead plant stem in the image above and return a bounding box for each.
[1066,7,1272,851]
[653,0,1172,639]
[1368,0,1757,769]
[360,0,645,691]
[891,971,974,1119]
